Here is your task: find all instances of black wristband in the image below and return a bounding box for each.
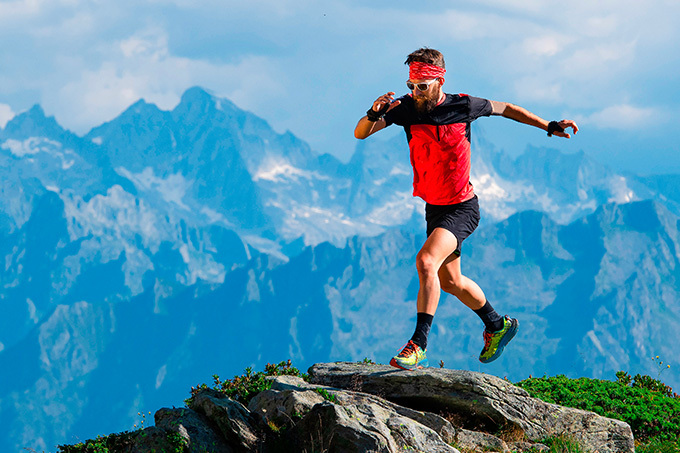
[547,121,564,137]
[366,102,391,122]
[366,107,382,122]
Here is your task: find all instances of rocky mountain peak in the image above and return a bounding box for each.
[1,104,72,142]
[115,362,635,453]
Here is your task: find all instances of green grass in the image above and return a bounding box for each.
[540,433,585,452]
[56,427,189,453]
[516,371,680,451]
[188,359,308,406]
[57,432,137,453]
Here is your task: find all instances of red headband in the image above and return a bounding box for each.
[409,62,446,80]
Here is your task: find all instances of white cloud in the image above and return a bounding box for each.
[119,30,168,60]
[47,27,285,134]
[0,0,678,166]
[559,40,637,78]
[0,103,15,128]
[0,0,90,23]
[522,35,573,58]
[0,0,41,19]
[514,77,563,103]
[576,104,660,130]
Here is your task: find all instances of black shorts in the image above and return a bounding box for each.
[425,195,480,256]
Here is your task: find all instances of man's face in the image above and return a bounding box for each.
[409,78,441,115]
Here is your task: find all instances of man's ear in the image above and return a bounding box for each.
[438,77,445,87]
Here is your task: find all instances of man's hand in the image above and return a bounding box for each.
[371,92,401,114]
[551,119,579,139]
[355,92,402,139]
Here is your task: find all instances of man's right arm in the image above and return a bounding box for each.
[354,92,401,139]
[354,116,387,139]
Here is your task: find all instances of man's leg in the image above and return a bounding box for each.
[390,228,457,370]
[439,253,519,363]
[437,252,487,311]
[415,228,459,315]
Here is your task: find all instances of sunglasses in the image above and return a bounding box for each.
[406,79,440,91]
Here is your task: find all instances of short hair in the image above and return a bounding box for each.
[405,48,445,69]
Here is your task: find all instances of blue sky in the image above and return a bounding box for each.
[1,0,678,174]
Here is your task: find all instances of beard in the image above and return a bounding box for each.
[413,91,439,116]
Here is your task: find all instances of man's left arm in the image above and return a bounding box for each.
[489,100,579,138]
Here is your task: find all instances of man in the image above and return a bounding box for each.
[354,48,578,371]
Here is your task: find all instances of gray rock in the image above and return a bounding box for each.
[455,428,509,452]
[287,400,459,453]
[155,407,232,452]
[267,375,457,444]
[268,373,314,391]
[308,362,635,453]
[248,388,326,428]
[250,376,459,452]
[507,441,550,452]
[189,389,259,451]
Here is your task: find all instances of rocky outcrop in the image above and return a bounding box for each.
[124,362,635,452]
[308,362,635,453]
[251,375,458,452]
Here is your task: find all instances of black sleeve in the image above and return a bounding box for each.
[383,95,411,127]
[467,96,493,121]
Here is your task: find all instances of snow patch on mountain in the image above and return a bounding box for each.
[240,234,287,262]
[117,166,192,210]
[200,206,232,225]
[3,137,77,170]
[365,192,421,226]
[63,186,161,244]
[57,185,226,294]
[254,159,329,183]
[270,200,365,246]
[607,176,636,204]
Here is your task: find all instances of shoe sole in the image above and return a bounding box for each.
[389,357,429,370]
[479,319,519,364]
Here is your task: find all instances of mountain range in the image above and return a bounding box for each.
[0,87,678,451]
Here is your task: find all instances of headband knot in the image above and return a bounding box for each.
[409,62,446,80]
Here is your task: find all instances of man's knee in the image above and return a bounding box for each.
[416,251,439,277]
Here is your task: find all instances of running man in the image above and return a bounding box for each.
[354,48,578,370]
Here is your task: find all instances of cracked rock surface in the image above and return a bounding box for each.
[308,362,635,453]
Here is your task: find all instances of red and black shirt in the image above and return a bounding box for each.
[383,93,492,205]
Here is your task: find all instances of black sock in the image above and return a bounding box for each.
[474,301,504,332]
[410,313,434,350]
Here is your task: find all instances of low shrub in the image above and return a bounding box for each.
[189,359,307,405]
[57,431,138,453]
[516,372,680,444]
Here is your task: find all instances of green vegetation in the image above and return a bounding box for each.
[56,430,187,453]
[315,387,339,404]
[57,432,137,453]
[188,359,308,406]
[454,434,586,453]
[516,370,680,451]
[539,433,585,452]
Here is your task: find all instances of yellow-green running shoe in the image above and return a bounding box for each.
[479,316,519,363]
[390,340,428,370]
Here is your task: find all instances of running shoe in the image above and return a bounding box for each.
[479,316,519,363]
[390,340,428,370]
